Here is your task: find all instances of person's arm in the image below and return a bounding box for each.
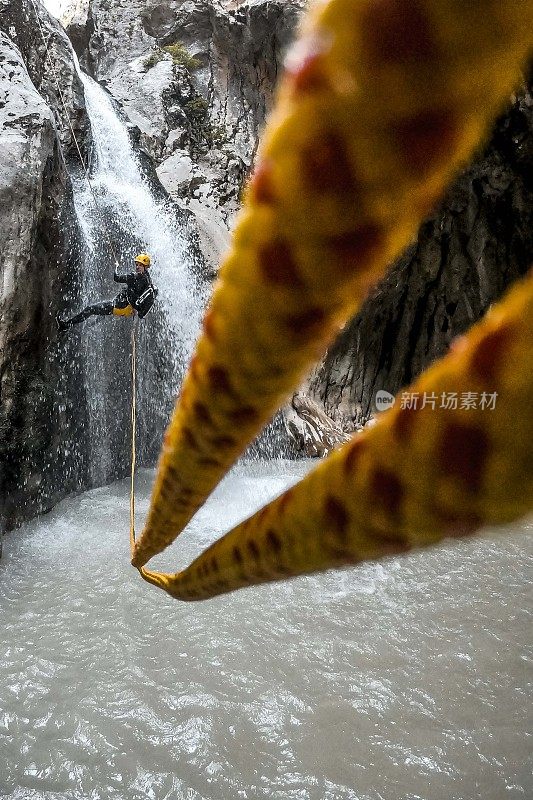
[141,273,158,298]
[146,272,158,298]
[113,268,129,283]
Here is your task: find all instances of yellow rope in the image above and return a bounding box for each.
[129,318,137,553]
[130,0,533,599]
[139,270,533,599]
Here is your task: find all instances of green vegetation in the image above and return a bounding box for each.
[182,97,227,150]
[209,123,227,147]
[143,42,201,72]
[184,97,209,119]
[163,42,201,70]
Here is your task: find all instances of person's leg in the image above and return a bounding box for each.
[59,300,113,329]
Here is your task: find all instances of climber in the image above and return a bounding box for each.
[57,253,158,330]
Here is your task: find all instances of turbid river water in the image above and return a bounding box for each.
[1,462,532,800]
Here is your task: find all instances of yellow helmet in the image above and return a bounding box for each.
[135,252,151,267]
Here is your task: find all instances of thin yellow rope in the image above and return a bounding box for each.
[129,317,137,553]
[28,0,143,562]
[128,316,166,591]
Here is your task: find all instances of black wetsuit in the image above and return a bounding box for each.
[113,269,154,307]
[61,269,158,327]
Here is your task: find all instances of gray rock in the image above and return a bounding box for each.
[282,393,351,458]
[0,31,56,342]
[66,0,304,270]
[0,26,88,529]
[63,0,533,459]
[156,147,195,192]
[308,78,533,431]
[61,0,91,59]
[1,0,89,155]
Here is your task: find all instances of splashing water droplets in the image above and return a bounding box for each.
[79,72,201,346]
[68,67,203,482]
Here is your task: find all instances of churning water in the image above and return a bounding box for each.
[1,462,532,800]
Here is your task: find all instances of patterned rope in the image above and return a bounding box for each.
[139,270,533,599]
[131,0,533,600]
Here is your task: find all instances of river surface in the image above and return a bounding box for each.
[1,462,532,800]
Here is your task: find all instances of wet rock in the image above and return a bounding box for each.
[0,22,89,530]
[308,77,533,431]
[66,0,304,271]
[282,393,351,458]
[60,0,533,457]
[61,0,91,61]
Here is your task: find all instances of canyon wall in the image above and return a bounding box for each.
[0,0,90,531]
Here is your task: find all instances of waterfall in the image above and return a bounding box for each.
[66,69,205,483]
[61,57,291,488]
[79,72,200,340]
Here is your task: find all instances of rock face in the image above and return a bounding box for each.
[66,0,304,272]
[283,393,351,458]
[0,0,89,532]
[1,0,89,154]
[308,78,533,431]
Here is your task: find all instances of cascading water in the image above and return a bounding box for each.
[79,72,202,343]
[67,68,205,482]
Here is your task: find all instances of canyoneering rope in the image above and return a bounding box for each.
[129,317,138,553]
[28,0,149,576]
[138,271,533,599]
[28,0,143,560]
[28,0,121,269]
[130,0,533,600]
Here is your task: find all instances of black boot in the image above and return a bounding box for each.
[56,312,71,332]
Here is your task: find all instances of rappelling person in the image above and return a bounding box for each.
[57,253,158,331]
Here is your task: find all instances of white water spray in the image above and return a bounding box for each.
[67,68,204,482]
[76,72,202,350]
